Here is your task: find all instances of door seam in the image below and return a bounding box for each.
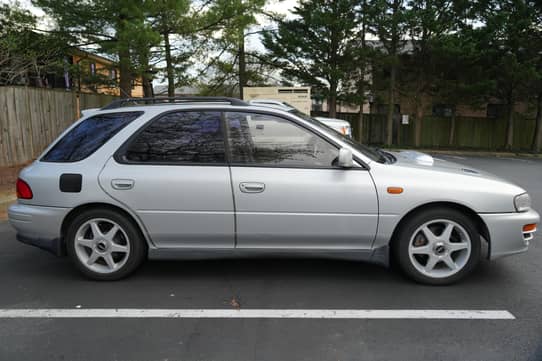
[227,166,238,248]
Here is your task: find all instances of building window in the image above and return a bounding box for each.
[487,104,506,118]
[89,63,96,75]
[432,104,453,117]
[109,69,116,80]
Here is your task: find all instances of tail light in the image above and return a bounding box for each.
[16,178,33,199]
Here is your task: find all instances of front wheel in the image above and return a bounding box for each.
[66,209,147,280]
[393,208,481,285]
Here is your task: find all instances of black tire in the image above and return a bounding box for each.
[392,207,481,285]
[66,208,147,281]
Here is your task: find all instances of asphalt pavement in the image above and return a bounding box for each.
[0,155,541,361]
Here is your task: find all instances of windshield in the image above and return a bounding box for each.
[287,108,387,163]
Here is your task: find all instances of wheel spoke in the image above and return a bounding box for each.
[104,224,119,242]
[411,244,432,255]
[448,242,469,252]
[421,226,438,243]
[424,256,439,272]
[104,254,116,270]
[442,255,458,270]
[90,221,104,239]
[76,237,94,248]
[441,223,455,242]
[110,243,129,253]
[87,251,100,265]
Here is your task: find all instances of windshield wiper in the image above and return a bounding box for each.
[375,148,395,164]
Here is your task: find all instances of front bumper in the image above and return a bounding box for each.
[480,208,540,259]
[8,202,70,256]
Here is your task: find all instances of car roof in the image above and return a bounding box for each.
[86,103,297,119]
[101,96,248,110]
[89,96,287,117]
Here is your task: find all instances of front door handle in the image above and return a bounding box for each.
[239,182,265,193]
[111,179,134,190]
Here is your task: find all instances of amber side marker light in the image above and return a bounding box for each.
[387,187,404,194]
[523,224,537,233]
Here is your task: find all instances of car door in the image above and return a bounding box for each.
[225,111,378,250]
[99,110,235,249]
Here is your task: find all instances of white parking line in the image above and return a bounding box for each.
[0,309,515,320]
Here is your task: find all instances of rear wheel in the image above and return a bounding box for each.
[393,208,481,285]
[66,209,146,280]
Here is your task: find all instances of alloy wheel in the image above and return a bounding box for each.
[408,219,472,279]
[74,218,131,274]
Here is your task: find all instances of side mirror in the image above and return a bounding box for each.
[338,148,354,168]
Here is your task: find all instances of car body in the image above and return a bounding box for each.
[9,97,539,283]
[248,99,352,137]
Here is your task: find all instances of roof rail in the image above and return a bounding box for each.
[101,96,249,110]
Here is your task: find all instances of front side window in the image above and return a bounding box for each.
[42,112,142,162]
[121,111,225,164]
[226,112,338,167]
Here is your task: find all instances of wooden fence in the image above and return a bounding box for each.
[312,111,537,151]
[0,86,117,167]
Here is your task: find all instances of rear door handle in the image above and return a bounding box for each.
[111,179,134,190]
[239,182,265,193]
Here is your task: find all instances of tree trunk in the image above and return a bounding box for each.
[117,13,131,98]
[386,63,396,146]
[238,35,246,100]
[357,107,364,143]
[140,51,153,98]
[142,76,153,97]
[505,101,514,150]
[328,84,337,118]
[415,105,423,147]
[164,32,175,98]
[448,107,456,146]
[532,92,542,153]
[118,46,132,98]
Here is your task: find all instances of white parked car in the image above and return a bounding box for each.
[8,96,539,284]
[248,99,352,137]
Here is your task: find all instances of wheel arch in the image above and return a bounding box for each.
[60,202,152,254]
[389,201,491,260]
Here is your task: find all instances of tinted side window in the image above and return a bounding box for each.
[122,111,225,164]
[226,112,338,167]
[42,112,142,162]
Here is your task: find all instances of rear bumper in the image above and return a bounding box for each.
[8,203,69,256]
[480,209,540,259]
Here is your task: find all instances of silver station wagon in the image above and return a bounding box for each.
[8,97,539,284]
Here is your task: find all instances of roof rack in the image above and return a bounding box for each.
[101,96,249,110]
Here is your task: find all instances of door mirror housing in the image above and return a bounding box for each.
[337,148,354,168]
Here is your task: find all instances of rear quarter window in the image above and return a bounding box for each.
[42,112,142,162]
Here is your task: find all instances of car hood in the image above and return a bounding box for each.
[388,150,506,182]
[315,117,350,126]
